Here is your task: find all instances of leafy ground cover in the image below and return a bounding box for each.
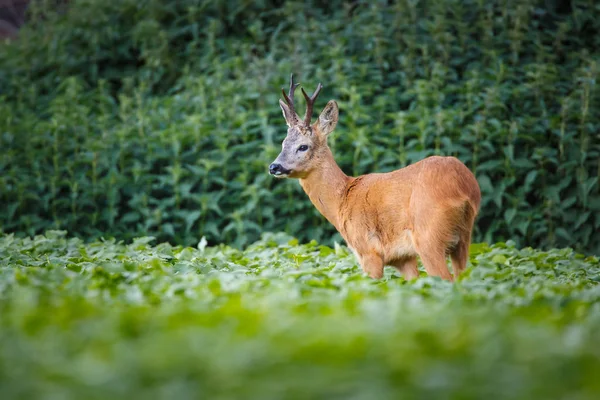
[1,231,599,399]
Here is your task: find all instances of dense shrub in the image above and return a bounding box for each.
[0,0,599,251]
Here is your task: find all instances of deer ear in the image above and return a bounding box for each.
[279,99,300,127]
[316,100,338,137]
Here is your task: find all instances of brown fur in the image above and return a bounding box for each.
[271,87,481,281]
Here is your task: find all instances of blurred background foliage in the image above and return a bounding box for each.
[0,0,599,252]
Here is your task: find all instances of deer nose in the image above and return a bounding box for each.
[269,163,283,175]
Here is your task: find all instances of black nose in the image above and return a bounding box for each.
[269,163,282,175]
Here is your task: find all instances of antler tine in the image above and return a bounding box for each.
[301,83,323,126]
[281,73,300,116]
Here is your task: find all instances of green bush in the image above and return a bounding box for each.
[0,0,599,251]
[1,231,599,398]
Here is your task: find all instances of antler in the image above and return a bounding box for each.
[301,83,323,126]
[281,74,323,127]
[281,73,300,118]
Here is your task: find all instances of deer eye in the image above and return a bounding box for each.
[297,145,309,152]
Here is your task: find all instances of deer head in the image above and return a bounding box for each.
[269,74,339,179]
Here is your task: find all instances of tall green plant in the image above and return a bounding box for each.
[0,0,598,252]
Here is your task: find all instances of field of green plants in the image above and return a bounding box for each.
[1,0,600,398]
[1,0,599,252]
[1,231,600,398]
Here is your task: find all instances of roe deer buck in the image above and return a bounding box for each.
[269,75,481,281]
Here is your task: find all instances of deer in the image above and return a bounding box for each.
[269,75,481,281]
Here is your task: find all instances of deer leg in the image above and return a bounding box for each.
[450,234,471,278]
[389,257,419,280]
[412,238,453,281]
[419,250,453,281]
[358,253,384,279]
[419,251,452,281]
[411,214,454,281]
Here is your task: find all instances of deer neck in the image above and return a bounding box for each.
[299,148,350,230]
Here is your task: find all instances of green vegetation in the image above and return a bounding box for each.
[1,2,599,396]
[0,231,599,399]
[0,0,599,252]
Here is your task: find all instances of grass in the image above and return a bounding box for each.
[1,231,599,399]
